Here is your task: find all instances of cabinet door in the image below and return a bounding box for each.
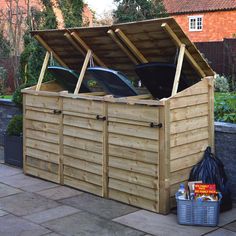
[62,98,106,196]
[24,94,62,183]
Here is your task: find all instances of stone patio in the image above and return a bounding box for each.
[0,164,235,236]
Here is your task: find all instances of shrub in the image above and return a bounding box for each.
[214,74,230,93]
[6,115,23,136]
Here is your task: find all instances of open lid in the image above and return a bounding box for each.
[31,17,214,87]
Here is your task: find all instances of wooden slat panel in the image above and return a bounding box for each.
[25,120,59,134]
[109,133,158,152]
[108,122,159,140]
[63,115,103,131]
[25,110,60,124]
[170,103,208,122]
[170,127,209,148]
[64,176,102,196]
[109,189,158,212]
[170,167,193,185]
[63,125,102,142]
[26,129,59,144]
[109,178,157,201]
[64,166,102,186]
[109,156,157,177]
[26,95,60,110]
[64,136,102,153]
[26,138,60,154]
[170,139,208,160]
[26,147,59,164]
[109,144,157,164]
[170,116,208,134]
[109,167,156,188]
[108,117,150,127]
[63,146,102,164]
[64,156,102,175]
[170,152,204,172]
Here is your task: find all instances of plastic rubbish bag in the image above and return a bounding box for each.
[189,146,232,212]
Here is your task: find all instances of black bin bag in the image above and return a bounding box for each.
[189,146,232,212]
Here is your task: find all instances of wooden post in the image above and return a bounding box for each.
[71,32,107,68]
[171,44,185,96]
[107,30,139,65]
[159,101,170,214]
[115,28,148,63]
[23,94,26,174]
[36,51,50,91]
[161,23,206,78]
[34,35,67,67]
[74,50,92,95]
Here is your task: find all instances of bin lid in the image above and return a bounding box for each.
[32,17,214,89]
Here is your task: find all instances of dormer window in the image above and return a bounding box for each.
[188,16,203,31]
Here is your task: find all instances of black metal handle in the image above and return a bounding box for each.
[53,109,62,115]
[150,122,162,128]
[96,115,106,121]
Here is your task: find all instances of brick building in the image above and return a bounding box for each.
[163,0,236,42]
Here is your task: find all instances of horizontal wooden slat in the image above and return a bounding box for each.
[63,136,102,153]
[170,116,208,134]
[170,139,208,160]
[25,120,59,134]
[170,103,208,122]
[108,122,159,140]
[109,144,157,164]
[108,117,150,127]
[64,176,102,196]
[64,156,102,175]
[170,127,209,148]
[63,115,103,131]
[109,156,157,177]
[109,167,156,188]
[64,166,102,186]
[26,138,60,154]
[25,110,60,124]
[26,147,59,164]
[109,133,158,152]
[109,178,157,201]
[63,146,102,164]
[26,129,59,144]
[63,125,102,142]
[25,94,60,109]
[109,189,158,212]
[170,167,192,185]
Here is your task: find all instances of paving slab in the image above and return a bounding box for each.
[42,211,145,236]
[0,182,22,198]
[219,208,236,226]
[43,233,63,236]
[59,192,139,219]
[0,209,8,217]
[24,205,80,224]
[0,192,60,216]
[113,210,218,236]
[37,186,83,200]
[0,164,22,177]
[224,221,236,232]
[0,214,50,236]
[20,181,59,193]
[0,173,44,188]
[205,228,236,235]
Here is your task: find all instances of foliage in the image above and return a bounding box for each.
[0,31,10,57]
[113,0,168,23]
[41,0,58,29]
[6,115,23,136]
[214,74,230,93]
[0,67,7,95]
[59,0,84,27]
[215,92,236,124]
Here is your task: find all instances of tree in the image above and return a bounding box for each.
[113,0,168,23]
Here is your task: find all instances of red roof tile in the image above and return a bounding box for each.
[163,0,236,14]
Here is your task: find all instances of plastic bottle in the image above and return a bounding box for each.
[177,183,186,200]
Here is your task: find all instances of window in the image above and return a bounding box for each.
[188,16,203,31]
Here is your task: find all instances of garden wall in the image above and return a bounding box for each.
[0,99,21,161]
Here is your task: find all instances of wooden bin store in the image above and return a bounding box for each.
[22,18,215,214]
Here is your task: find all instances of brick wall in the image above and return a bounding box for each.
[173,10,236,42]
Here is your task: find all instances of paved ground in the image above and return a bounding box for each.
[0,164,235,236]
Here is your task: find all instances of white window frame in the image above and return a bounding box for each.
[188,15,203,32]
